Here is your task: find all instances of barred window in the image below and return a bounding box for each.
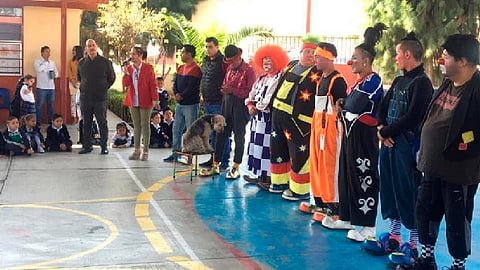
[0,7,22,76]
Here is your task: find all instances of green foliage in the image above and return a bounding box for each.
[97,0,155,63]
[365,0,415,83]
[107,90,132,124]
[301,35,322,44]
[366,0,480,85]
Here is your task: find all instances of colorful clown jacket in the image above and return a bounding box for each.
[271,63,321,136]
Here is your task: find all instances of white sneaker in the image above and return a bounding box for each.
[37,147,45,153]
[321,216,354,230]
[347,226,376,242]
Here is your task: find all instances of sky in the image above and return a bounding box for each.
[192,0,368,37]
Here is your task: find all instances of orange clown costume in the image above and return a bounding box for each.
[302,46,348,219]
[269,41,321,201]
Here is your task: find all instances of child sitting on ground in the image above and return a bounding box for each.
[111,121,133,148]
[161,107,173,147]
[45,113,72,152]
[20,114,45,153]
[2,116,34,156]
[19,74,36,116]
[149,111,169,148]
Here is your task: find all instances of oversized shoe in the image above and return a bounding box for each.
[282,189,309,201]
[322,216,354,230]
[361,232,402,255]
[347,226,376,242]
[388,242,419,268]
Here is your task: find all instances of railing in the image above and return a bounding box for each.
[241,35,360,65]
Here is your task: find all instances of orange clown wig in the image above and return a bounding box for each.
[253,44,290,73]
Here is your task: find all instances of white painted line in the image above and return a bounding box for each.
[114,153,200,261]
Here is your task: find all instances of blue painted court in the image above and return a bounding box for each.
[195,172,480,270]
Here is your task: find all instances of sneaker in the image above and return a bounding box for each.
[100,147,109,155]
[268,184,289,194]
[322,216,354,230]
[163,154,175,162]
[347,226,376,242]
[199,164,220,177]
[388,242,418,268]
[282,189,310,201]
[362,232,401,255]
[177,154,191,165]
[243,175,261,184]
[225,167,240,180]
[313,211,338,223]
[37,147,45,153]
[298,202,320,214]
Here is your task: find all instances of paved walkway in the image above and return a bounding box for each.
[0,111,479,270]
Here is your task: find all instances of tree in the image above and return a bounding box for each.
[145,0,205,20]
[366,0,480,85]
[97,0,155,62]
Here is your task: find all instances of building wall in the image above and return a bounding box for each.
[24,7,82,76]
[0,6,83,124]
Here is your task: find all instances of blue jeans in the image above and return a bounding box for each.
[172,103,200,151]
[204,103,231,165]
[36,88,55,124]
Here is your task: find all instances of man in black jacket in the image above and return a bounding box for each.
[408,34,480,270]
[199,36,230,169]
[77,39,116,155]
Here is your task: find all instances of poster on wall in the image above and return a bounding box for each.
[0,42,22,75]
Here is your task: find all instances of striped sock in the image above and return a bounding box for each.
[452,258,466,268]
[420,244,435,259]
[408,229,419,248]
[389,219,402,237]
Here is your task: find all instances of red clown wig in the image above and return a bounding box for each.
[253,44,290,73]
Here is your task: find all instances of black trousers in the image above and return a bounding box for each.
[80,99,108,149]
[416,174,478,259]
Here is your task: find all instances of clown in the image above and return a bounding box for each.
[299,42,348,220]
[267,36,321,201]
[243,45,290,185]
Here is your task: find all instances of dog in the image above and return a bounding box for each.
[182,114,226,153]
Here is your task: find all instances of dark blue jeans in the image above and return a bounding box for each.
[36,88,55,124]
[204,103,231,166]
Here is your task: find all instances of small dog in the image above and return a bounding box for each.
[182,114,226,153]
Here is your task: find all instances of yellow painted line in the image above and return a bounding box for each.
[0,204,119,270]
[167,256,214,270]
[148,182,164,192]
[137,191,153,201]
[144,231,173,254]
[135,203,149,217]
[136,216,156,231]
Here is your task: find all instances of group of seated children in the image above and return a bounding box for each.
[149,108,173,149]
[0,113,72,157]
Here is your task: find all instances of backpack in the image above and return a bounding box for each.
[9,77,24,118]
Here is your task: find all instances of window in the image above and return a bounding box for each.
[0,7,22,75]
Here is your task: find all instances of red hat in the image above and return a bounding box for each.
[301,42,317,51]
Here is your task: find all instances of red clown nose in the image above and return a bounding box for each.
[347,60,353,65]
[437,58,445,65]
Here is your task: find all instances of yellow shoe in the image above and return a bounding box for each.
[199,164,220,177]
